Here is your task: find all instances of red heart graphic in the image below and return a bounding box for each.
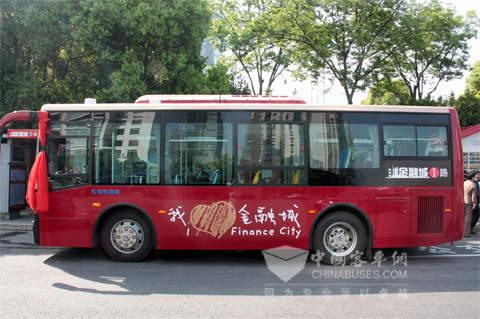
[190,201,236,239]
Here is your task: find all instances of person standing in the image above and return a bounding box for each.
[464,171,478,237]
[471,171,480,234]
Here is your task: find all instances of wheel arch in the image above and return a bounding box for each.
[309,203,374,258]
[92,203,157,250]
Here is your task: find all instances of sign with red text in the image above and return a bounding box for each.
[7,129,38,139]
[384,160,452,186]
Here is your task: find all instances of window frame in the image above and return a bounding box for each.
[47,120,93,190]
[382,124,451,159]
[235,120,308,186]
[92,111,162,186]
[163,111,235,186]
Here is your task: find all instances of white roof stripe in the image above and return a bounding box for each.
[41,103,452,114]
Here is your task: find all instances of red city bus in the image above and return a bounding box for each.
[0,95,464,264]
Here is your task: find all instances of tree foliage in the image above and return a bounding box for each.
[382,0,479,101]
[454,91,480,127]
[466,60,480,97]
[454,61,480,127]
[360,78,457,106]
[250,0,477,105]
[266,0,405,104]
[1,0,84,118]
[209,0,292,95]
[2,0,478,116]
[1,0,239,118]
[77,0,213,102]
[361,79,411,105]
[361,58,479,126]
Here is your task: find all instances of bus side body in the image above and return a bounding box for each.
[38,184,461,249]
[29,102,463,262]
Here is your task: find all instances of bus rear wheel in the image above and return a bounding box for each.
[313,212,366,265]
[101,210,153,262]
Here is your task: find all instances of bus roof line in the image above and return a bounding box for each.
[40,103,452,113]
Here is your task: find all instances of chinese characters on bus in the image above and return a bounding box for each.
[166,201,303,239]
[387,165,448,179]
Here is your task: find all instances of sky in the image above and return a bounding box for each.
[269,0,480,105]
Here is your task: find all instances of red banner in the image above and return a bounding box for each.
[7,129,38,139]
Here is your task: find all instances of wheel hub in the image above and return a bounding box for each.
[323,222,357,256]
[111,220,144,253]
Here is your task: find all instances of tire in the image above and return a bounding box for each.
[313,212,366,265]
[101,209,153,262]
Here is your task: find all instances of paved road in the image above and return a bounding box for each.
[1,230,479,318]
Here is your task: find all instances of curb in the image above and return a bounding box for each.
[0,209,34,231]
[0,221,33,231]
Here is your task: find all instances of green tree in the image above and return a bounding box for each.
[454,91,480,127]
[267,0,405,104]
[1,0,90,117]
[78,0,213,102]
[1,0,241,115]
[204,63,251,94]
[454,61,480,127]
[209,0,292,95]
[228,72,251,94]
[361,78,457,106]
[361,79,411,105]
[466,60,480,97]
[383,0,478,101]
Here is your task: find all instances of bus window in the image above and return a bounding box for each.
[350,124,380,169]
[48,137,89,189]
[50,123,91,136]
[237,123,305,185]
[383,125,416,156]
[383,125,449,157]
[93,111,161,185]
[308,110,381,186]
[48,138,67,174]
[238,169,304,184]
[417,126,448,157]
[164,112,233,185]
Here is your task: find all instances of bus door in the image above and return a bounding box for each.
[44,121,92,247]
[375,198,411,247]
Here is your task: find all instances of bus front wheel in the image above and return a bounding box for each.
[101,210,153,262]
[313,212,366,265]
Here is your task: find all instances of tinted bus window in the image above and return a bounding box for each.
[237,123,305,185]
[164,111,233,185]
[383,125,449,157]
[383,125,416,156]
[417,126,448,157]
[308,112,380,186]
[48,122,91,189]
[48,137,89,189]
[93,112,161,185]
[50,123,91,136]
[48,137,89,174]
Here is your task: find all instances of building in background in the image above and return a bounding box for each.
[461,124,480,172]
[201,13,221,66]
